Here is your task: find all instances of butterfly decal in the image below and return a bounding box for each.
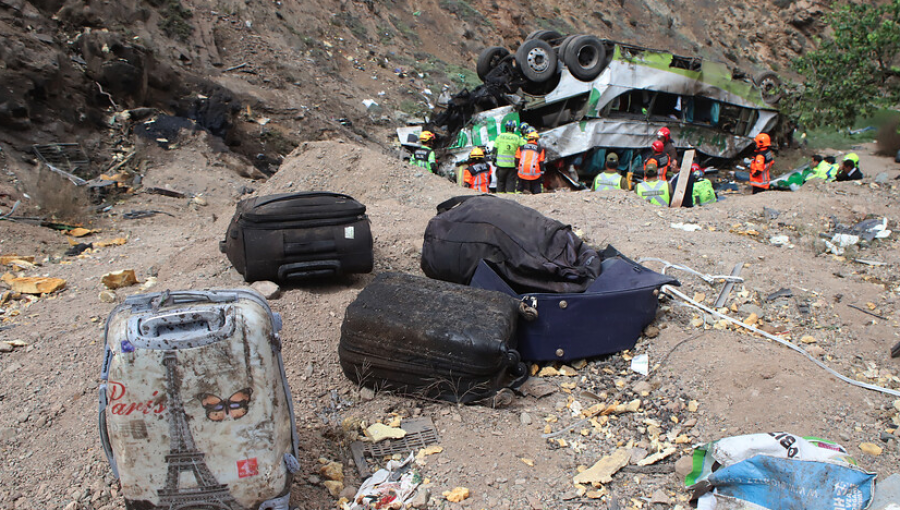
[196,388,253,421]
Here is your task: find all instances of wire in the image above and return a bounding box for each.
[641,259,900,399]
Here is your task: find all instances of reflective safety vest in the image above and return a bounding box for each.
[593,172,622,191]
[494,132,523,168]
[806,161,838,182]
[516,143,545,180]
[636,180,670,206]
[750,149,773,189]
[692,179,717,206]
[646,154,670,181]
[464,162,492,192]
[411,146,436,173]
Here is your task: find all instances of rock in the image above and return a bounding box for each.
[0,342,13,353]
[763,207,780,219]
[410,487,430,508]
[675,455,694,477]
[875,172,890,184]
[859,442,883,456]
[738,303,764,319]
[307,475,321,485]
[98,290,117,303]
[101,270,138,290]
[338,486,357,500]
[442,487,470,502]
[633,381,652,395]
[147,265,160,277]
[520,412,533,425]
[0,427,15,441]
[359,387,375,401]
[319,461,344,482]
[630,448,648,464]
[323,480,343,497]
[650,489,670,505]
[191,196,208,206]
[643,325,659,338]
[805,344,826,357]
[250,281,281,300]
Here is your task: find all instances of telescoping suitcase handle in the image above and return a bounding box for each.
[126,306,237,350]
[278,260,341,280]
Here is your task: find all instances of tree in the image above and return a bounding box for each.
[788,0,900,129]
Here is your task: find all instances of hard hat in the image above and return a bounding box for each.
[419,130,435,143]
[469,147,485,159]
[754,133,771,149]
[844,152,859,165]
[519,122,531,132]
[525,131,540,141]
[656,127,671,141]
[691,162,701,173]
[651,140,664,153]
[505,120,517,132]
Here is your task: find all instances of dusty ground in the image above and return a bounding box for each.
[0,138,899,510]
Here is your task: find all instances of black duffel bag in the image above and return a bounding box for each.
[421,195,601,293]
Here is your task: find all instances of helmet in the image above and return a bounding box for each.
[844,152,859,165]
[691,162,703,176]
[504,120,517,133]
[754,133,771,149]
[469,147,485,159]
[525,131,540,141]
[519,122,531,133]
[419,131,435,143]
[656,127,671,142]
[651,140,664,153]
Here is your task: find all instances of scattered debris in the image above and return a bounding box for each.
[713,262,743,309]
[0,255,35,266]
[1,275,66,294]
[443,487,470,503]
[636,447,676,466]
[859,442,883,457]
[630,354,649,376]
[670,222,702,232]
[344,453,421,510]
[123,210,175,219]
[65,243,93,256]
[687,434,876,510]
[65,227,96,237]
[847,303,889,321]
[365,422,407,442]
[573,448,631,484]
[145,187,187,198]
[101,269,138,289]
[765,288,793,302]
[350,418,438,477]
[98,290,117,303]
[870,473,900,510]
[768,235,790,246]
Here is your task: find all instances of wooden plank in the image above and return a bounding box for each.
[669,149,695,208]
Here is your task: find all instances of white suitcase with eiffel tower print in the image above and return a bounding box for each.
[99,289,299,510]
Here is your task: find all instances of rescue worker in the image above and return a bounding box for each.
[749,133,774,194]
[805,154,838,182]
[516,131,545,194]
[656,127,678,169]
[645,140,671,181]
[462,147,493,193]
[635,161,671,206]
[690,163,718,206]
[411,131,437,173]
[835,153,863,181]
[592,153,626,191]
[493,120,523,193]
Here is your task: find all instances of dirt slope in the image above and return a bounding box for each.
[0,136,898,510]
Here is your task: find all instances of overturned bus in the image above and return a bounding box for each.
[399,32,783,183]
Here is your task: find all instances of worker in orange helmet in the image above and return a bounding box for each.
[645,140,671,181]
[749,133,774,194]
[656,127,679,169]
[462,147,493,192]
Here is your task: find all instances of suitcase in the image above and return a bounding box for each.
[220,191,374,282]
[99,289,299,510]
[339,272,528,403]
[470,246,679,362]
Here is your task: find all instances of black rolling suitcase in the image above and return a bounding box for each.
[339,272,528,403]
[220,192,374,282]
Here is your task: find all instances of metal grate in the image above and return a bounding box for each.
[350,418,439,477]
[32,143,90,173]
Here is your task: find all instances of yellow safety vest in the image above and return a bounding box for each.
[593,172,622,191]
[636,180,670,206]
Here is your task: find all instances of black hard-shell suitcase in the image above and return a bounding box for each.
[339,272,528,403]
[220,192,373,282]
[470,246,679,362]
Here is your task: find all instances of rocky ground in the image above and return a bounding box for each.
[0,136,898,510]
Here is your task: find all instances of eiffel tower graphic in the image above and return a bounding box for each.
[153,351,245,510]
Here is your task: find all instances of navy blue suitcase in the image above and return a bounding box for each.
[470,248,678,362]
